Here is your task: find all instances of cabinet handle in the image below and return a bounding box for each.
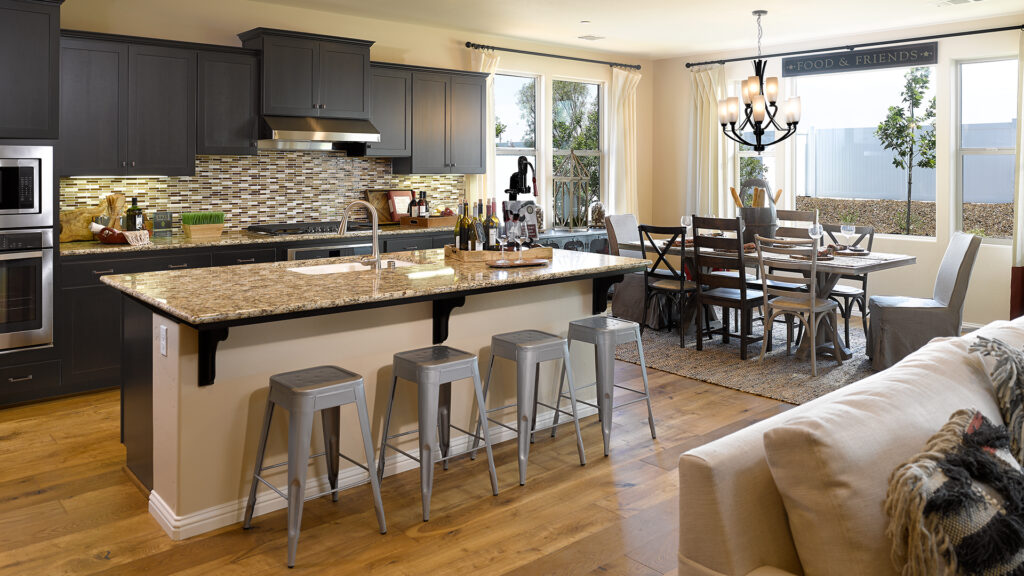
[236,258,255,264]
[8,375,33,383]
[131,161,136,167]
[92,269,115,275]
[168,263,188,269]
[121,161,127,167]
[451,163,457,168]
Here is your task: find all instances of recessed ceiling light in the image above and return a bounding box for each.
[579,20,591,24]
[578,34,604,41]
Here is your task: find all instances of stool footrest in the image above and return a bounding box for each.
[384,424,491,465]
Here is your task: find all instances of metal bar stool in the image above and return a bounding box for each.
[553,316,656,455]
[377,345,498,522]
[470,330,586,486]
[243,365,386,568]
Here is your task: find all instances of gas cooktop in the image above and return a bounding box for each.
[245,220,397,236]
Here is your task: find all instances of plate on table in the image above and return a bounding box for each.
[487,259,550,268]
[791,253,834,261]
[835,249,870,257]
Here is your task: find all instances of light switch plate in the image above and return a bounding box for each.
[160,325,167,356]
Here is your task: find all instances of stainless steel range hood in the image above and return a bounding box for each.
[257,116,381,151]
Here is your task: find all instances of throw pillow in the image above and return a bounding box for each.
[971,336,1024,465]
[886,409,1024,576]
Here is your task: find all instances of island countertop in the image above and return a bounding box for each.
[101,248,648,326]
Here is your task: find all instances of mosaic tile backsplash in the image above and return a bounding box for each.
[59,152,466,229]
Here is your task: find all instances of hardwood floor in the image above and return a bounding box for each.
[0,362,790,575]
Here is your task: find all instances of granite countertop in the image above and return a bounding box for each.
[59,225,453,256]
[100,248,648,325]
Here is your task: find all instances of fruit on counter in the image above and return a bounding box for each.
[441,207,455,216]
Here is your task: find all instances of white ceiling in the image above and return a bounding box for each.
[254,0,1024,59]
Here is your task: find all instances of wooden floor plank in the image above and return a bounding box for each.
[0,362,790,575]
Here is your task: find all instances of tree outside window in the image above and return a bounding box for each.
[551,80,601,213]
[493,74,537,201]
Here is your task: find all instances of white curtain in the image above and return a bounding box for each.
[1012,30,1024,267]
[609,66,642,216]
[688,65,725,218]
[467,49,500,205]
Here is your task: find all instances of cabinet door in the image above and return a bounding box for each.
[262,35,318,116]
[449,75,487,174]
[409,72,450,174]
[367,66,411,157]
[197,51,258,155]
[318,41,370,119]
[58,38,129,176]
[61,285,122,392]
[0,0,59,139]
[128,44,196,176]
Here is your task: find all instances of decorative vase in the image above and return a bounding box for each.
[739,207,776,244]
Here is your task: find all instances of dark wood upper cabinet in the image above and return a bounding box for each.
[367,65,412,157]
[0,0,60,139]
[449,74,486,174]
[393,70,486,175]
[239,28,373,119]
[58,37,128,176]
[128,44,196,176]
[58,33,197,177]
[197,51,258,155]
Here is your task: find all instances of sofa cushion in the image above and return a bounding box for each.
[885,409,1024,575]
[762,335,1003,576]
[970,336,1024,465]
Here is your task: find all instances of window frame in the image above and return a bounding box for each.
[955,56,1018,244]
[493,71,541,203]
[551,77,606,207]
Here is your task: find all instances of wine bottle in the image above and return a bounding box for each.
[468,202,480,251]
[487,202,501,249]
[459,202,472,251]
[125,197,143,232]
[420,192,429,217]
[454,203,464,250]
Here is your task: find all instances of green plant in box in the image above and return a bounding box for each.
[181,212,224,226]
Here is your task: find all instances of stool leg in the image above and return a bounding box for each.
[516,357,538,486]
[562,342,586,467]
[471,363,499,496]
[438,382,451,472]
[243,397,274,529]
[377,376,398,483]
[595,335,616,456]
[321,406,340,503]
[354,383,387,534]
[635,326,656,440]
[470,355,496,460]
[417,381,440,522]
[530,362,540,444]
[286,406,315,568]
[551,340,572,437]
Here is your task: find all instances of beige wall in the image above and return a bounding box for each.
[652,15,1024,326]
[61,0,655,226]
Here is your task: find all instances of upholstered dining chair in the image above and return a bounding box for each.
[606,214,642,260]
[868,231,981,370]
[822,223,875,345]
[754,235,843,377]
[606,214,660,327]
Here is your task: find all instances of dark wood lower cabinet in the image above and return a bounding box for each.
[60,284,123,393]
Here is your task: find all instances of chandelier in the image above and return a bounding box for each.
[718,10,801,153]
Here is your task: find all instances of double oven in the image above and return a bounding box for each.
[0,145,54,353]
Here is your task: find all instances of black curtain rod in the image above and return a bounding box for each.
[465,41,641,70]
[685,23,1024,68]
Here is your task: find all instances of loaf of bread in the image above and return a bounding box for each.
[58,193,127,242]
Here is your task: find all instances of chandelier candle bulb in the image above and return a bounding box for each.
[726,97,740,123]
[747,76,761,96]
[718,99,730,124]
[765,77,779,103]
[751,95,767,123]
[784,97,802,123]
[741,82,751,104]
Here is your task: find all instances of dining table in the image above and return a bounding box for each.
[618,239,917,360]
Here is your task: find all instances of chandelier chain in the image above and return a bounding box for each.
[756,13,763,57]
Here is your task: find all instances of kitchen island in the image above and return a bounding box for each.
[101,248,647,539]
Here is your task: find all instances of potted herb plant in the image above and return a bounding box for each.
[181,211,225,239]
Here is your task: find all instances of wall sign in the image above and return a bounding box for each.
[781,42,937,77]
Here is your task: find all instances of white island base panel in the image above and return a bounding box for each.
[147,280,601,540]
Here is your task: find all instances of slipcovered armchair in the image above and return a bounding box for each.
[868,232,981,370]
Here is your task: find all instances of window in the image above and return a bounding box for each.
[958,59,1018,240]
[552,80,601,226]
[493,74,537,200]
[793,66,937,235]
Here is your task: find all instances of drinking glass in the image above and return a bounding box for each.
[840,223,855,248]
[809,223,824,249]
[513,234,526,263]
[498,233,509,260]
[681,215,692,227]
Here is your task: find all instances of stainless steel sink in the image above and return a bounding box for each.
[287,260,415,275]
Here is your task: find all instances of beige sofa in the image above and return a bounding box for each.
[678,318,1024,576]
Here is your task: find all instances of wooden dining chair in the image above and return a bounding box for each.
[822,223,875,345]
[775,209,817,239]
[754,235,843,377]
[638,224,696,347]
[692,217,766,359]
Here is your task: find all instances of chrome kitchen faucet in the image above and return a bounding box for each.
[338,200,382,269]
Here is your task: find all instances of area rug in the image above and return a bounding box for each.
[615,316,875,405]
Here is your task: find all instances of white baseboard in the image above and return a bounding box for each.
[149,403,599,540]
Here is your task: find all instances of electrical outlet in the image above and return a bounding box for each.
[160,325,167,356]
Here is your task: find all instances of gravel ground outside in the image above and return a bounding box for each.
[794,197,1013,238]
